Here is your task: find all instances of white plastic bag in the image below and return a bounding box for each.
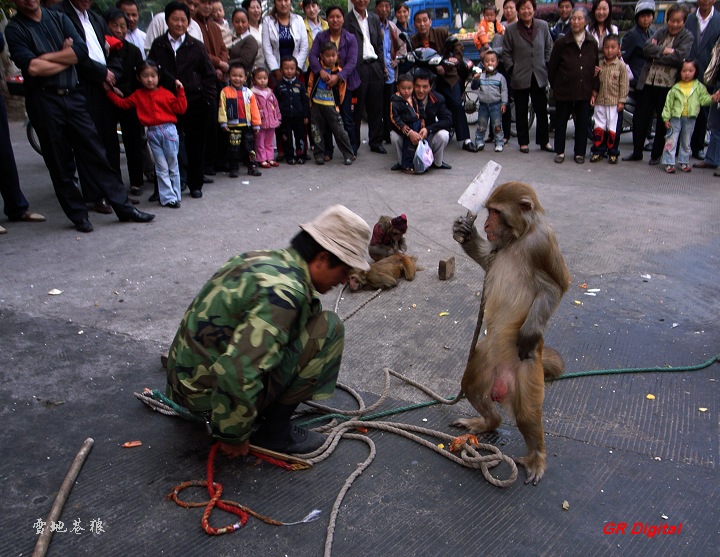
[413,139,434,174]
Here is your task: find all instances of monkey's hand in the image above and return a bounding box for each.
[452,216,477,244]
[517,326,541,360]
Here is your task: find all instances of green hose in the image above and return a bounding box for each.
[299,352,720,426]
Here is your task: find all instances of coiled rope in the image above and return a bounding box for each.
[134,367,518,557]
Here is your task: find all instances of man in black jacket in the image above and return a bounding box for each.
[390,71,453,170]
[57,0,124,212]
[344,0,386,155]
[149,1,216,198]
[6,0,154,232]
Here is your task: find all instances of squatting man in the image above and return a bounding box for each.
[165,206,371,457]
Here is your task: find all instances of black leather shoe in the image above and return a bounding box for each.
[648,158,660,166]
[391,163,403,171]
[203,176,214,184]
[163,201,181,208]
[203,168,216,176]
[692,161,717,169]
[93,199,113,214]
[148,192,159,202]
[118,207,155,223]
[370,145,387,154]
[190,189,203,199]
[74,219,93,233]
[462,142,478,153]
[622,154,642,161]
[540,143,554,152]
[437,161,452,169]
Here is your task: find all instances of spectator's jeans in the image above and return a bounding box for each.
[147,123,181,205]
[475,101,504,147]
[704,96,720,167]
[661,116,696,166]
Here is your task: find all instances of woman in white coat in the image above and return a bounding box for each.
[262,0,308,82]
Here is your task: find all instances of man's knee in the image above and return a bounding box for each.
[431,129,450,149]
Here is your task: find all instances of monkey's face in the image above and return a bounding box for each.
[347,271,366,291]
[484,208,506,247]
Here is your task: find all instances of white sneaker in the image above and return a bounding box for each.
[494,144,503,152]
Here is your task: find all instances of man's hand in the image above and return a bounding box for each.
[105,70,116,87]
[219,61,229,73]
[408,130,421,145]
[500,104,506,114]
[665,121,671,129]
[215,69,224,81]
[617,102,624,113]
[219,441,250,458]
[327,74,339,87]
[418,127,428,140]
[62,37,74,50]
[436,65,445,76]
[175,79,184,89]
[320,69,331,82]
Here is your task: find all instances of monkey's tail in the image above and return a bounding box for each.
[542,347,565,381]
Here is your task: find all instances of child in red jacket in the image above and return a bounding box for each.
[107,61,187,208]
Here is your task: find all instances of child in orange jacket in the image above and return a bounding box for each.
[219,63,262,177]
[474,4,504,54]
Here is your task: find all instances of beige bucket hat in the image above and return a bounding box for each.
[300,205,371,271]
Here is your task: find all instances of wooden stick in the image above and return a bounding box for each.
[249,444,312,466]
[33,438,95,557]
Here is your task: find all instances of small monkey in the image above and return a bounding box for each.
[348,253,418,291]
[369,214,408,262]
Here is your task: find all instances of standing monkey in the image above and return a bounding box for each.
[369,214,408,262]
[452,181,570,484]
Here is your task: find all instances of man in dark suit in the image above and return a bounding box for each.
[57,0,124,213]
[6,0,154,232]
[344,0,386,154]
[687,0,720,161]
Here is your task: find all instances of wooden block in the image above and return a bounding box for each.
[438,256,455,280]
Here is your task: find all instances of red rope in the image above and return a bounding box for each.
[166,442,300,535]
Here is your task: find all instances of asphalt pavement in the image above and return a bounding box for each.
[1,119,718,556]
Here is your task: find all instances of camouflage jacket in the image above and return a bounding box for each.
[166,248,322,444]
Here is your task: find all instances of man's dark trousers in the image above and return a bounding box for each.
[353,60,384,151]
[25,90,133,224]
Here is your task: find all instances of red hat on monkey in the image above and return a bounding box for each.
[391,214,408,233]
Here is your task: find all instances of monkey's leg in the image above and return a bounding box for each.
[512,363,547,485]
[451,366,502,432]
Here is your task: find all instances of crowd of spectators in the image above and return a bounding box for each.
[2,0,720,234]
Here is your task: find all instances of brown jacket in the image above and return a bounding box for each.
[193,15,229,70]
[411,27,463,87]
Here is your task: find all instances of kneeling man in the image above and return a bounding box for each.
[166,205,371,457]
